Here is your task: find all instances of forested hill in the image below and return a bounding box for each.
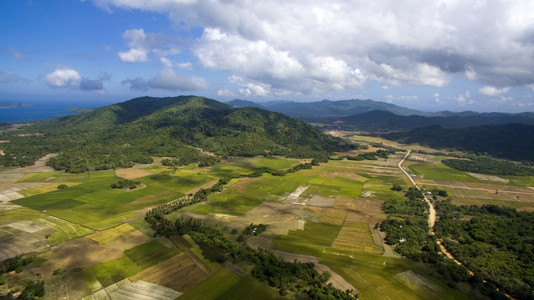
[1,96,353,172]
[336,110,534,132]
[385,123,534,162]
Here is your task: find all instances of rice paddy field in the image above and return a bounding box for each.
[2,146,533,299]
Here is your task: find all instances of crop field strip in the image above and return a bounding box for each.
[129,252,210,292]
[83,278,182,300]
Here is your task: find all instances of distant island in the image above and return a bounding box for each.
[0,101,33,108]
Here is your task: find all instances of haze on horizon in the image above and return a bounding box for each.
[1,0,534,113]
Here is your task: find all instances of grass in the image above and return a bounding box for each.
[138,171,215,194]
[47,222,94,245]
[124,240,181,269]
[216,276,285,300]
[275,222,341,247]
[178,268,239,300]
[333,221,383,254]
[0,207,94,245]
[12,170,182,230]
[409,162,479,182]
[18,182,81,197]
[88,223,137,245]
[85,255,141,287]
[320,252,472,300]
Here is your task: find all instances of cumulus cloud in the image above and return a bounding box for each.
[453,91,475,105]
[118,48,148,63]
[45,67,81,88]
[118,28,180,63]
[148,67,207,91]
[122,77,149,91]
[97,0,534,94]
[478,86,510,97]
[80,79,104,91]
[217,88,234,97]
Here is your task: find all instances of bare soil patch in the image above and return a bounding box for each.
[115,168,153,180]
[306,207,347,225]
[230,178,263,193]
[284,184,310,205]
[308,195,334,207]
[467,172,509,183]
[322,171,366,181]
[332,197,357,210]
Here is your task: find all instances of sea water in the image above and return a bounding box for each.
[0,102,100,122]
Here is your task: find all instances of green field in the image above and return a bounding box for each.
[178,268,239,300]
[275,222,341,248]
[216,276,286,300]
[84,256,141,287]
[321,253,471,300]
[124,240,181,269]
[409,162,479,182]
[13,170,183,230]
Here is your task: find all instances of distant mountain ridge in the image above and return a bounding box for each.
[385,123,534,162]
[336,110,534,131]
[226,98,427,121]
[0,101,33,108]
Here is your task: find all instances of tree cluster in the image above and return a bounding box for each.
[379,188,471,287]
[242,223,268,236]
[443,157,534,176]
[435,201,534,299]
[110,179,140,189]
[336,149,396,161]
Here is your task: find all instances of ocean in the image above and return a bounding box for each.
[0,102,101,123]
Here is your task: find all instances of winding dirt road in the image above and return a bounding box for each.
[397,151,467,268]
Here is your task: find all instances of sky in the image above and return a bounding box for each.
[1,0,534,112]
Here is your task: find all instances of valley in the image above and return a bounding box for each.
[2,132,532,299]
[0,97,533,299]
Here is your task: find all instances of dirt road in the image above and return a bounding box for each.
[397,150,436,229]
[397,151,462,267]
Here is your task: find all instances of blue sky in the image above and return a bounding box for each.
[1,0,534,112]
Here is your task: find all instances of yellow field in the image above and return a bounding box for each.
[306,207,347,225]
[333,219,383,254]
[87,224,151,250]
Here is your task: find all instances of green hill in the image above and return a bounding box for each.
[0,96,352,172]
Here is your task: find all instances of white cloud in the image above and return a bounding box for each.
[478,85,510,97]
[118,28,179,63]
[433,92,441,104]
[45,67,81,88]
[384,94,419,103]
[118,48,148,63]
[149,67,207,91]
[217,88,234,97]
[97,0,534,94]
[160,57,193,70]
[453,91,475,105]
